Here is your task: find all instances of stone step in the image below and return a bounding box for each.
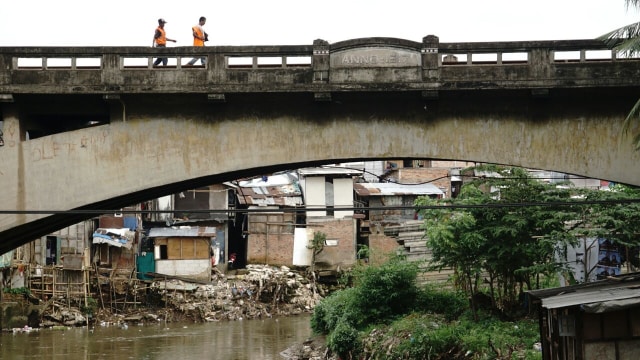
[397,231,426,238]
[418,270,454,284]
[408,246,432,254]
[403,239,428,247]
[403,252,434,262]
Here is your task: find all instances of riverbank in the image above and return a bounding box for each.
[26,264,332,329]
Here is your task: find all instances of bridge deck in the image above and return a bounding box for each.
[1,37,639,96]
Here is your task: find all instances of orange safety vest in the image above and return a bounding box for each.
[192,25,205,47]
[155,27,167,46]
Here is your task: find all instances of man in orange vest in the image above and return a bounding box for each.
[152,18,177,67]
[187,17,208,66]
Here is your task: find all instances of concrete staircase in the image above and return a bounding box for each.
[385,220,454,284]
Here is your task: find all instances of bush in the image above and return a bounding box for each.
[311,287,364,333]
[2,287,30,296]
[327,319,361,358]
[415,285,467,321]
[353,257,420,324]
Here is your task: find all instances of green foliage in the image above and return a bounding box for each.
[311,287,364,333]
[327,319,361,358]
[81,297,98,316]
[457,312,541,359]
[307,231,326,256]
[361,311,541,360]
[414,285,467,321]
[311,257,426,356]
[356,244,370,259]
[416,165,588,312]
[352,258,420,323]
[2,287,30,296]
[585,185,640,247]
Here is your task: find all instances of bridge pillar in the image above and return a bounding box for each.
[421,35,439,98]
[0,103,25,231]
[208,53,226,84]
[313,39,330,83]
[529,47,552,94]
[101,53,122,90]
[313,39,331,101]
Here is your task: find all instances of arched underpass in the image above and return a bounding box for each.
[2,87,639,253]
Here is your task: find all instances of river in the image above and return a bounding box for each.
[0,315,313,360]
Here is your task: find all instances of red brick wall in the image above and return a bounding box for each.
[312,218,356,269]
[247,231,295,266]
[396,168,450,198]
[246,212,296,266]
[368,233,401,265]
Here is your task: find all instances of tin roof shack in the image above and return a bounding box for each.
[92,213,138,283]
[147,227,215,282]
[235,173,303,266]
[528,273,640,360]
[143,185,231,271]
[5,220,96,303]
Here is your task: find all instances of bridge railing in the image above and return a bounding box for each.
[437,39,635,66]
[1,39,631,70]
[0,37,638,94]
[1,45,315,70]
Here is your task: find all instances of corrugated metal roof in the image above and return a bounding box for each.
[540,286,640,310]
[92,228,134,249]
[235,184,303,206]
[237,173,298,187]
[528,273,640,312]
[354,182,444,196]
[298,167,363,176]
[148,226,218,237]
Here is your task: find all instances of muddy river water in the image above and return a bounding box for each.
[0,314,313,359]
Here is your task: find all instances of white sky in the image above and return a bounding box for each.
[0,1,639,47]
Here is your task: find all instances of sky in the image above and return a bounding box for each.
[0,1,639,47]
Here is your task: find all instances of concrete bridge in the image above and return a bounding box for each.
[1,35,640,253]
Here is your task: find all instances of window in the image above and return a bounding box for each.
[156,244,168,260]
[559,314,575,336]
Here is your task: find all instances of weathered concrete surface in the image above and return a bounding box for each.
[0,88,639,253]
[1,36,640,253]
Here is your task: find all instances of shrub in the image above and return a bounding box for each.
[311,287,363,333]
[415,285,467,321]
[353,257,420,324]
[327,319,361,359]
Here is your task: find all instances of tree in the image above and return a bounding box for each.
[584,185,640,271]
[307,231,326,295]
[600,1,640,149]
[416,165,580,314]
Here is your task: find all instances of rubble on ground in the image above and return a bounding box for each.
[34,264,329,327]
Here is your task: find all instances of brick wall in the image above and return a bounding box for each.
[396,168,450,197]
[311,218,356,269]
[368,233,401,265]
[246,212,296,266]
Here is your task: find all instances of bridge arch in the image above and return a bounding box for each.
[1,88,638,252]
[2,36,640,251]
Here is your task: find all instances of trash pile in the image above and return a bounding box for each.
[72,264,329,326]
[158,264,324,322]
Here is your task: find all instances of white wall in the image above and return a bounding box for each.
[334,178,354,219]
[305,177,326,217]
[156,259,210,280]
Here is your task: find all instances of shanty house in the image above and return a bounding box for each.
[528,273,640,360]
[144,226,217,281]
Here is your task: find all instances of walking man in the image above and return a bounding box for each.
[152,18,176,66]
[187,16,207,66]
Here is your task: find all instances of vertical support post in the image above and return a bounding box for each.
[421,35,439,81]
[313,39,330,83]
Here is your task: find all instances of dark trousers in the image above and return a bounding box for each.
[153,44,167,66]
